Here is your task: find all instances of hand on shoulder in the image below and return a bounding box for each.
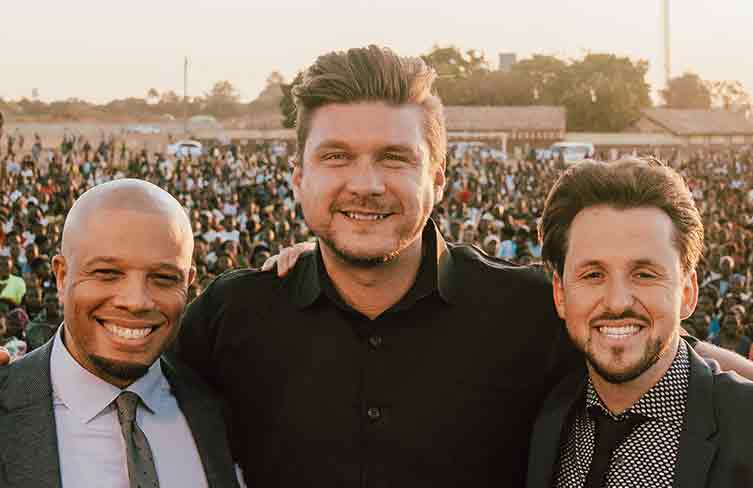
[261,241,317,277]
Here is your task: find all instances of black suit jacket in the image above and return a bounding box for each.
[526,341,753,488]
[0,339,240,488]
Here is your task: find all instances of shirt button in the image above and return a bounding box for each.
[368,335,383,349]
[366,407,382,421]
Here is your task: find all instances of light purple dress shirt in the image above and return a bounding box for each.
[49,326,209,488]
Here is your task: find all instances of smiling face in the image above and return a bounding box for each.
[292,102,445,266]
[53,208,195,387]
[553,206,698,384]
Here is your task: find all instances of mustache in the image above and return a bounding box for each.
[330,196,399,213]
[589,309,650,327]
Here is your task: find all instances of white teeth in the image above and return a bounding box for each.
[598,325,641,337]
[345,212,387,221]
[102,322,153,339]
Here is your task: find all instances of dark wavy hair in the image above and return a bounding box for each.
[539,157,704,277]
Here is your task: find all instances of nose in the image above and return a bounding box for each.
[345,158,386,196]
[112,275,156,313]
[603,277,635,314]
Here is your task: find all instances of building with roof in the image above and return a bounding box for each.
[628,108,753,147]
[444,106,566,156]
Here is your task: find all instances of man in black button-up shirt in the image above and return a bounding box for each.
[179,219,578,487]
[176,45,580,487]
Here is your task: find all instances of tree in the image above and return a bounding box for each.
[707,80,752,111]
[280,72,303,128]
[560,53,652,132]
[159,90,181,105]
[421,45,488,78]
[660,73,712,109]
[204,80,242,117]
[511,55,569,104]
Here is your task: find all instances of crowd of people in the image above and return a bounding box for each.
[1,128,752,361]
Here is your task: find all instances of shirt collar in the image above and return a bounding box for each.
[586,339,690,426]
[50,324,169,425]
[288,218,457,310]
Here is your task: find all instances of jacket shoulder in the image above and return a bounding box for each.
[712,370,753,413]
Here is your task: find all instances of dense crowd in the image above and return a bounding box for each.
[1,128,752,361]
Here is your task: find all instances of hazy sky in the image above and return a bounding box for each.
[2,0,751,104]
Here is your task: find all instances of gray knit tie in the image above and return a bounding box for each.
[115,391,160,488]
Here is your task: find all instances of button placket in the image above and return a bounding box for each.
[368,335,383,350]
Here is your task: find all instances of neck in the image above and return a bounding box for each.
[589,332,680,415]
[320,238,424,320]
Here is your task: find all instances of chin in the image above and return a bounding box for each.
[90,354,152,383]
[586,348,662,385]
[333,245,400,267]
[323,236,404,266]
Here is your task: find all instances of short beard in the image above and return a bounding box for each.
[584,335,664,384]
[318,235,401,268]
[90,354,150,383]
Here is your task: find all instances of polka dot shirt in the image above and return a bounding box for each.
[555,340,690,488]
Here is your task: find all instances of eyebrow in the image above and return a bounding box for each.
[380,144,421,158]
[573,258,666,271]
[314,140,420,157]
[313,140,352,152]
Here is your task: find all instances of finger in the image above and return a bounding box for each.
[261,254,278,272]
[278,252,292,277]
[282,247,298,276]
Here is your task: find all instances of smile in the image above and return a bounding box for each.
[597,324,643,338]
[342,211,390,221]
[97,319,155,340]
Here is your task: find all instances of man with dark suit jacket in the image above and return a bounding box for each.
[0,179,240,488]
[527,158,753,487]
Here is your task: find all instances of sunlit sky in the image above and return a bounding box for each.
[2,0,751,104]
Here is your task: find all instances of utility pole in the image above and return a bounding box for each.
[663,0,671,88]
[183,56,189,135]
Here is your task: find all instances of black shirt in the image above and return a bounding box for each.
[177,221,580,488]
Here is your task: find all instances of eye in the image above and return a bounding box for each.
[93,269,120,279]
[321,152,349,162]
[635,270,657,279]
[383,153,409,162]
[581,271,603,280]
[153,274,181,285]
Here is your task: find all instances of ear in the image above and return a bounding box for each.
[552,271,567,320]
[680,269,699,321]
[291,163,303,202]
[51,254,67,303]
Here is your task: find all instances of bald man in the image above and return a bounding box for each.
[0,179,240,488]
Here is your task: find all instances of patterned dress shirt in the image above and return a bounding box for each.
[555,340,690,488]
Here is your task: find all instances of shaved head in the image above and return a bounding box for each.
[62,179,193,259]
[53,179,196,387]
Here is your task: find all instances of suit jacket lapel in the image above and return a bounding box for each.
[673,346,718,488]
[526,371,586,488]
[0,341,62,488]
[160,354,239,488]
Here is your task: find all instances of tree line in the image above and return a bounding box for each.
[2,46,750,133]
